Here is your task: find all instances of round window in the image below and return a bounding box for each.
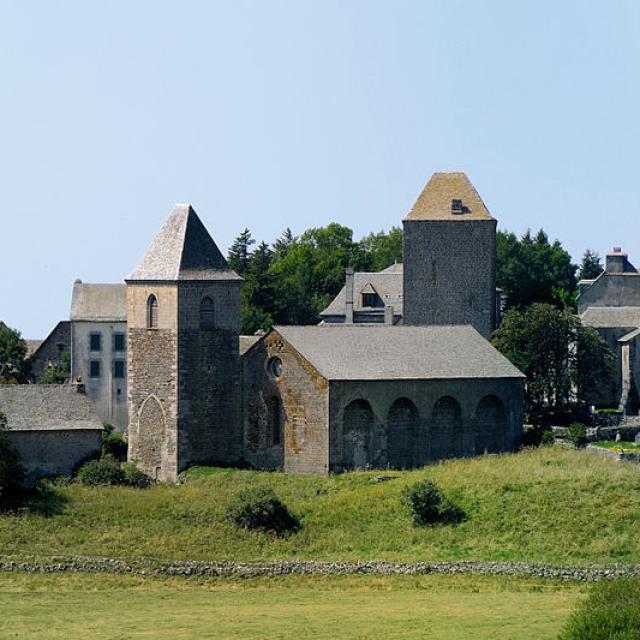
[268,357,282,379]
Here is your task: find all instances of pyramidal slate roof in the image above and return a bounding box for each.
[274,324,524,381]
[127,204,242,282]
[404,172,494,221]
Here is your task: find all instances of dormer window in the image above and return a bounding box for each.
[362,293,377,308]
[451,199,463,214]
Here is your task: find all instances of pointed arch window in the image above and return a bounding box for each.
[147,294,158,329]
[200,296,215,329]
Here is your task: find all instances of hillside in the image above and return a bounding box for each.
[1,447,640,565]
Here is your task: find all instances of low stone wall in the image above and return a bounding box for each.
[587,444,640,464]
[2,555,640,582]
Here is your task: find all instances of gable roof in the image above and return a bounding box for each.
[127,203,242,282]
[320,269,403,317]
[240,335,262,355]
[580,307,640,329]
[274,324,524,381]
[0,385,103,432]
[404,172,494,221]
[70,281,127,321]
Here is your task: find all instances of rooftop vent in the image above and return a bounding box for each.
[451,199,463,214]
[613,246,622,253]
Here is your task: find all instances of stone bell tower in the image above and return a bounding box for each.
[402,172,497,339]
[126,204,242,482]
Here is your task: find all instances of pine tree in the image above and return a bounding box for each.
[579,249,603,280]
[227,228,256,275]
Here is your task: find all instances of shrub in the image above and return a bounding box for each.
[226,487,300,536]
[540,429,555,446]
[102,431,128,462]
[0,411,25,502]
[522,425,554,448]
[122,463,151,488]
[402,480,464,526]
[568,422,588,448]
[559,578,640,640]
[77,457,126,486]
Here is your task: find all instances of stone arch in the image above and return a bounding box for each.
[137,394,166,479]
[343,399,375,470]
[387,398,422,468]
[475,395,507,454]
[430,396,462,460]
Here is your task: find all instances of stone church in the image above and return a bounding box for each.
[125,173,524,481]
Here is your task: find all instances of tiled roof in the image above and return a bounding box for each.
[320,270,403,317]
[581,307,640,329]
[70,282,127,321]
[240,335,261,355]
[127,204,242,282]
[274,324,524,381]
[404,172,494,221]
[25,340,43,357]
[0,385,103,431]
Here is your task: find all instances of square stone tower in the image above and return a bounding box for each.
[125,204,243,482]
[402,172,497,339]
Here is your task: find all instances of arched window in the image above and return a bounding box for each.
[343,399,375,470]
[475,395,507,455]
[147,294,158,329]
[431,396,462,460]
[200,296,215,329]
[266,397,281,446]
[387,398,422,469]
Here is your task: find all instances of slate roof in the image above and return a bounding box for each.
[25,340,43,357]
[404,172,494,221]
[619,328,640,343]
[580,307,640,329]
[274,325,524,381]
[320,268,404,317]
[127,203,242,282]
[240,335,261,355]
[70,281,127,321]
[0,385,103,432]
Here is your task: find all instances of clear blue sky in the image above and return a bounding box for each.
[2,1,639,338]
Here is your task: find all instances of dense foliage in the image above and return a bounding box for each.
[0,325,30,383]
[494,304,612,424]
[0,411,25,503]
[496,229,577,311]
[77,458,127,486]
[402,480,464,526]
[38,350,71,384]
[559,578,640,640]
[226,486,300,536]
[101,424,128,462]
[578,249,603,281]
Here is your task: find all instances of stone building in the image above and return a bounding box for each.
[28,320,71,381]
[70,280,128,430]
[241,325,524,473]
[0,384,102,486]
[402,172,497,339]
[578,248,640,412]
[125,204,243,482]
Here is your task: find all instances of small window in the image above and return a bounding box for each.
[90,333,102,351]
[268,357,282,379]
[200,296,215,329]
[147,294,158,329]
[114,333,126,351]
[90,360,101,378]
[114,360,125,379]
[267,397,281,446]
[362,293,377,308]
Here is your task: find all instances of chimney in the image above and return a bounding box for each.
[345,267,354,324]
[606,247,627,273]
[384,305,394,325]
[72,377,85,394]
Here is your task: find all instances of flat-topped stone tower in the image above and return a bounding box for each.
[402,172,497,339]
[126,204,242,482]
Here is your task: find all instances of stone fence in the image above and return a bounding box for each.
[2,555,640,582]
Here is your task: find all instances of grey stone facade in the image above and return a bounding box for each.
[579,248,640,412]
[242,325,524,474]
[402,174,497,339]
[28,320,70,381]
[126,204,243,482]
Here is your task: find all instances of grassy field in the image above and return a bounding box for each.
[597,440,640,451]
[1,446,640,564]
[0,572,582,640]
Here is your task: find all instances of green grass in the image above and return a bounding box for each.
[595,440,640,451]
[0,572,583,640]
[2,447,640,564]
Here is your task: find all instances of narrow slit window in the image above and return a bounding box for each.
[200,297,215,329]
[147,294,158,329]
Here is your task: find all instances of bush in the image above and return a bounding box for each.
[102,431,128,462]
[522,426,555,448]
[402,480,464,526]
[123,463,151,488]
[0,411,25,502]
[559,578,640,639]
[568,422,588,448]
[77,457,126,486]
[226,487,300,536]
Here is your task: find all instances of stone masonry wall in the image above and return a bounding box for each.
[127,284,178,482]
[403,219,496,339]
[177,282,242,467]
